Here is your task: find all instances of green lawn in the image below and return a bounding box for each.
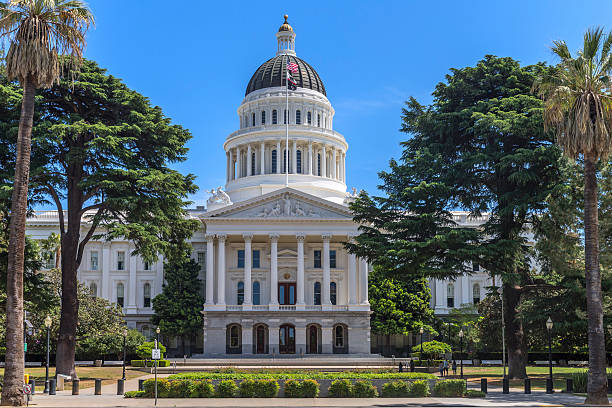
[458,366,587,391]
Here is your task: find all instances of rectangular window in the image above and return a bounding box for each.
[272,150,277,173]
[144,261,150,271]
[330,250,337,268]
[297,150,302,173]
[272,110,278,124]
[472,262,480,272]
[447,297,454,308]
[117,251,125,271]
[197,252,205,271]
[90,251,99,271]
[314,250,322,268]
[237,250,245,268]
[252,250,260,268]
[284,109,287,124]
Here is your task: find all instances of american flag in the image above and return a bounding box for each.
[287,61,298,74]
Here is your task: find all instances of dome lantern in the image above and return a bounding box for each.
[276,14,296,56]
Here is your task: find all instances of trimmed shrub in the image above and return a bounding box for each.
[328,379,353,398]
[169,380,193,398]
[466,389,486,398]
[255,380,279,397]
[216,380,238,397]
[381,381,409,397]
[284,379,302,398]
[124,390,145,398]
[353,380,378,398]
[408,380,430,397]
[168,372,435,381]
[432,379,466,397]
[300,379,320,398]
[131,359,171,367]
[142,378,171,397]
[239,379,257,397]
[194,380,214,398]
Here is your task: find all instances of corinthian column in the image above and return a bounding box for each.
[269,233,279,310]
[359,257,369,304]
[322,234,332,308]
[217,234,226,306]
[308,143,313,175]
[321,145,327,178]
[296,234,305,309]
[243,233,253,308]
[205,234,215,305]
[247,144,252,176]
[332,148,337,179]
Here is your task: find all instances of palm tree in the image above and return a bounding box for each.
[535,27,612,405]
[0,1,93,405]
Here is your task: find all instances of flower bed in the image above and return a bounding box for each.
[135,376,463,399]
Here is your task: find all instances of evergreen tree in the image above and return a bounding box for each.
[151,254,204,357]
[348,56,561,378]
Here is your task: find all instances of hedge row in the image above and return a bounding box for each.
[167,372,435,380]
[136,378,473,399]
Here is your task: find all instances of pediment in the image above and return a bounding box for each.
[203,188,353,220]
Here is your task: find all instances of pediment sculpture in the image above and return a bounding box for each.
[206,186,232,206]
[256,193,320,218]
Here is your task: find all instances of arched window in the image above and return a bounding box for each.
[253,281,261,305]
[230,325,240,347]
[296,110,301,125]
[117,283,124,307]
[261,111,266,125]
[317,153,321,176]
[89,282,97,297]
[252,112,256,127]
[296,150,302,173]
[307,111,312,125]
[237,281,244,305]
[141,325,151,340]
[251,152,256,175]
[330,282,337,305]
[314,282,321,305]
[272,149,277,173]
[317,113,321,127]
[447,283,455,308]
[227,324,242,354]
[143,283,151,308]
[272,109,278,124]
[473,283,481,304]
[335,325,345,347]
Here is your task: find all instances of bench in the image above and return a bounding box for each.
[534,360,557,365]
[568,360,588,366]
[25,362,42,367]
[103,360,123,366]
[457,360,473,365]
[75,361,94,366]
[481,360,502,365]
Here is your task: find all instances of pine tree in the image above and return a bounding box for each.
[151,253,204,357]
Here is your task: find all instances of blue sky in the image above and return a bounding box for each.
[76,0,612,208]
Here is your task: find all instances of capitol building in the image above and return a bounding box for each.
[25,17,492,357]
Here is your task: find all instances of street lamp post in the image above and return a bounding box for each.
[458,329,464,379]
[122,328,128,380]
[44,315,52,393]
[497,286,507,379]
[155,327,160,406]
[546,317,553,394]
[419,327,424,358]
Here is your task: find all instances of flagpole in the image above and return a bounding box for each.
[285,57,289,187]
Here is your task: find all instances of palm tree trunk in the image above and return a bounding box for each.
[1,77,36,407]
[583,154,609,405]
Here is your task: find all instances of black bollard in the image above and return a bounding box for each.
[49,379,56,395]
[524,378,531,394]
[29,379,35,395]
[502,377,509,394]
[72,379,80,395]
[566,378,573,393]
[546,378,554,394]
[95,379,102,395]
[117,379,125,395]
[480,378,487,394]
[138,379,145,391]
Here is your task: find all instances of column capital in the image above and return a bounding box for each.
[242,233,253,241]
[321,233,332,241]
[205,233,215,242]
[216,233,227,242]
[269,233,280,241]
[296,233,306,242]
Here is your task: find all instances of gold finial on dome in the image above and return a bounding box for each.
[278,14,293,32]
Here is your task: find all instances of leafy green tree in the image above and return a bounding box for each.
[152,254,204,356]
[411,340,451,359]
[348,56,561,378]
[136,341,166,360]
[17,59,199,376]
[535,27,612,404]
[369,266,434,354]
[0,1,93,402]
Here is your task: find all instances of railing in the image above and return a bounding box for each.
[279,305,296,311]
[252,305,269,311]
[332,305,349,311]
[306,305,322,311]
[227,305,242,311]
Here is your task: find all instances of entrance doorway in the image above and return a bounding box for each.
[253,324,268,354]
[307,324,321,354]
[279,324,296,354]
[278,283,296,305]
